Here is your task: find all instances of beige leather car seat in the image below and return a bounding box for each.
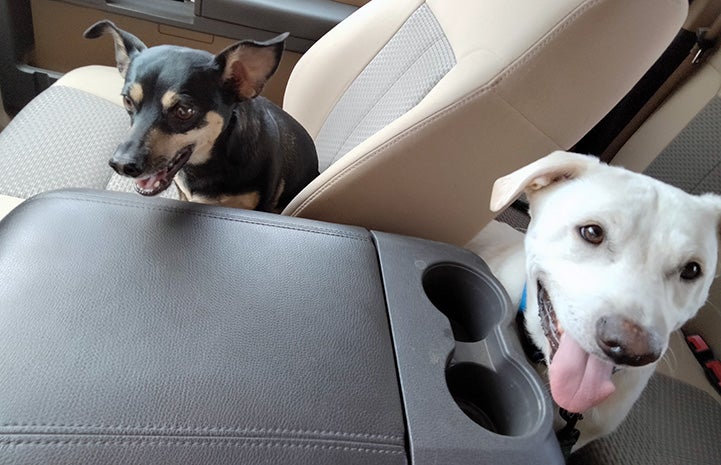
[0,0,686,245]
[280,0,686,245]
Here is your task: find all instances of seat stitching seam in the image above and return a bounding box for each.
[0,438,405,454]
[20,194,370,242]
[0,424,402,443]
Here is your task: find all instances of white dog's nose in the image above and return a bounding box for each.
[595,315,662,366]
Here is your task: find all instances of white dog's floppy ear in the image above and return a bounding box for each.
[702,193,721,239]
[490,151,601,212]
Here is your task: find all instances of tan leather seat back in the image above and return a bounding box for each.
[282,0,687,245]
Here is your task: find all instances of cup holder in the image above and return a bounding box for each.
[423,263,543,437]
[446,362,542,437]
[373,234,561,461]
[422,264,504,342]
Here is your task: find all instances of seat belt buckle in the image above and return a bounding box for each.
[692,27,717,64]
[685,334,713,362]
[703,360,721,395]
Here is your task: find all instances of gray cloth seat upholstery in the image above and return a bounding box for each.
[0,86,129,197]
[0,85,180,199]
[569,374,721,464]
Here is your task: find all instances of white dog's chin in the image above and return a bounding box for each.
[538,283,616,413]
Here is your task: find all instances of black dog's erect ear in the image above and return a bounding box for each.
[215,32,288,100]
[83,20,147,77]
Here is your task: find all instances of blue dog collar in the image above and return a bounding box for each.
[519,282,527,313]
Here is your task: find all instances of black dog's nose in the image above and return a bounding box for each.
[596,315,662,366]
[109,159,143,178]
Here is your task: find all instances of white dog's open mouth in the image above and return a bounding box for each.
[537,282,562,356]
[537,281,617,413]
[135,145,194,196]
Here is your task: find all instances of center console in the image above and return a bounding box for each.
[0,189,563,464]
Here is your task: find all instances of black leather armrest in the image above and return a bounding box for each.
[0,189,405,465]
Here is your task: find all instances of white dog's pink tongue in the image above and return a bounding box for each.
[549,333,615,413]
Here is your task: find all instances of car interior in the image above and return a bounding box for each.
[0,0,719,464]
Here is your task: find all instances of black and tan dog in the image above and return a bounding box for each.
[85,21,319,212]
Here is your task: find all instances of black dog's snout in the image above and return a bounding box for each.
[596,315,662,367]
[109,135,148,178]
[109,159,143,178]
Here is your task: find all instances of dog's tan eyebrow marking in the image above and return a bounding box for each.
[161,90,179,110]
[129,83,143,105]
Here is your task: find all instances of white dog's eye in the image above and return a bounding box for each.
[680,261,702,281]
[579,224,604,245]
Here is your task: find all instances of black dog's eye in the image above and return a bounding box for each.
[122,95,134,112]
[579,224,604,245]
[680,261,702,281]
[174,104,195,121]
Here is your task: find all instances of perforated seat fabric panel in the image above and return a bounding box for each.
[0,84,181,201]
[0,86,126,198]
[568,374,721,465]
[314,3,456,171]
[643,96,721,195]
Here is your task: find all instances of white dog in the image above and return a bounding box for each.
[467,151,720,450]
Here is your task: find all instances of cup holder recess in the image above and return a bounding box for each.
[422,263,543,437]
[371,233,561,462]
[446,362,542,437]
[422,263,503,342]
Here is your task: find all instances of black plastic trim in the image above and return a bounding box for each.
[0,0,356,113]
[572,28,697,159]
[0,0,44,114]
[200,0,356,41]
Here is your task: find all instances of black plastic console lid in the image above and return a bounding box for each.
[0,189,406,465]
